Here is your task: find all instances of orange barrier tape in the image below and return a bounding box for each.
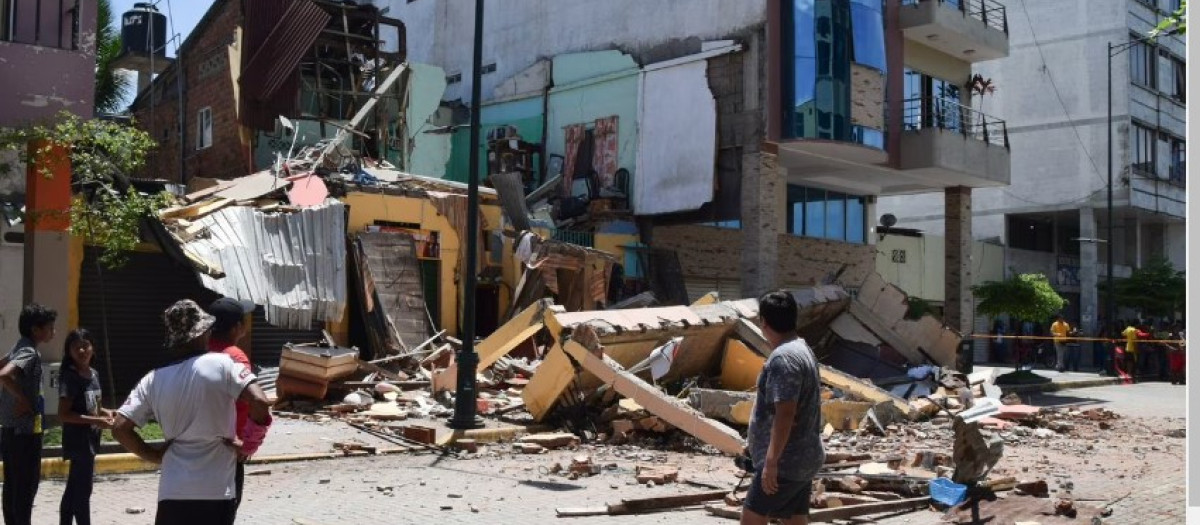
[968,334,1186,344]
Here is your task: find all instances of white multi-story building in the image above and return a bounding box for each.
[879,0,1186,334]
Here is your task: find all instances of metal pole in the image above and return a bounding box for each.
[1106,42,1115,364]
[449,0,485,430]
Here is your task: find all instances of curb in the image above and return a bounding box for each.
[999,377,1122,395]
[23,424,550,480]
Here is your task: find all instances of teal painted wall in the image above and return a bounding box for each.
[445,95,545,183]
[546,52,640,185]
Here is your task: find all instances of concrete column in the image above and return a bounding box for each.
[1124,217,1139,268]
[741,147,785,298]
[1078,207,1098,335]
[23,141,71,365]
[944,186,972,336]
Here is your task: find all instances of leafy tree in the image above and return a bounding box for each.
[1,112,166,267]
[1103,257,1185,318]
[972,272,1066,322]
[94,0,132,115]
[1151,0,1186,38]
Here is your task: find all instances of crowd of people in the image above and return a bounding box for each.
[989,315,1186,383]
[0,299,273,525]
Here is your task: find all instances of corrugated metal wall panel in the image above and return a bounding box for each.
[78,250,217,403]
[249,307,324,367]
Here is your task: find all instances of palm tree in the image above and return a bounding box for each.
[94,0,131,115]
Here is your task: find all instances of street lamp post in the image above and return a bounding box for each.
[449,0,486,430]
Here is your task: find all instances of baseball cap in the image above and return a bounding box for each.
[208,297,256,333]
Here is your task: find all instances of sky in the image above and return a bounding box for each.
[111,0,211,107]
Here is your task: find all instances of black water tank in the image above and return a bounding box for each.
[121,3,167,57]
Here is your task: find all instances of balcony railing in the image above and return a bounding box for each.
[901,0,1009,34]
[902,96,1009,148]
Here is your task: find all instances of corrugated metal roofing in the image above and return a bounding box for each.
[241,0,330,100]
[179,199,348,329]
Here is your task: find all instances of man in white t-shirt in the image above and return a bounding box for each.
[114,299,271,525]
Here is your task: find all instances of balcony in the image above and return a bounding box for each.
[897,96,1010,188]
[899,0,1009,62]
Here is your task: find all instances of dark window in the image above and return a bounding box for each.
[1170,56,1185,102]
[481,63,497,74]
[902,68,962,132]
[1007,215,1054,252]
[1129,38,1156,88]
[786,184,867,244]
[1170,138,1185,184]
[1131,123,1156,175]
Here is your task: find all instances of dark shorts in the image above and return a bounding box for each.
[156,499,236,525]
[743,471,812,519]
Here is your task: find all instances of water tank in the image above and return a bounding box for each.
[121,3,167,58]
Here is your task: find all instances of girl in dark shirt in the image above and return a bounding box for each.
[57,329,115,525]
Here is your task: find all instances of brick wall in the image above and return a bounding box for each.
[132,1,245,182]
[650,224,875,291]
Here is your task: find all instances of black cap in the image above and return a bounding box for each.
[208,297,256,335]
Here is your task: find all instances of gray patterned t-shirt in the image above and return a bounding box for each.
[748,338,825,480]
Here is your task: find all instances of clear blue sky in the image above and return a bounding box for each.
[111,0,211,107]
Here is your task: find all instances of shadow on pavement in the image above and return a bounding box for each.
[1022,392,1107,408]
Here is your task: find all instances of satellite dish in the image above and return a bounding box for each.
[880,213,898,228]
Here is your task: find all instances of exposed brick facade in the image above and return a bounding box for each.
[650,224,875,298]
[944,186,972,335]
[131,0,246,183]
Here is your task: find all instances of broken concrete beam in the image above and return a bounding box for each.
[817,364,915,419]
[847,301,928,366]
[821,400,875,431]
[517,432,581,450]
[477,300,549,372]
[559,339,747,455]
[687,388,756,425]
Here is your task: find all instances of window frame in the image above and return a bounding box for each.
[1130,121,1156,176]
[196,107,213,151]
[1129,36,1157,89]
[785,184,868,244]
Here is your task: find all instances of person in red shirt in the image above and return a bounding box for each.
[207,298,272,519]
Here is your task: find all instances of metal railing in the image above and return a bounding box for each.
[901,96,1009,148]
[901,0,1009,34]
[551,228,595,248]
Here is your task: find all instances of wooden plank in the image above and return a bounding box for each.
[559,339,746,455]
[619,490,730,512]
[521,343,575,421]
[159,197,233,221]
[847,300,927,365]
[476,300,548,372]
[555,507,609,517]
[705,496,930,522]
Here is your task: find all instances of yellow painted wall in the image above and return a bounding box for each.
[342,191,508,338]
[875,234,1005,303]
[594,233,638,268]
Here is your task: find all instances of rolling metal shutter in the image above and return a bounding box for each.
[78,249,217,403]
[684,277,743,303]
[249,307,325,367]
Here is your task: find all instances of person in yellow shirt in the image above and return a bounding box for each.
[1122,322,1147,382]
[1050,315,1071,372]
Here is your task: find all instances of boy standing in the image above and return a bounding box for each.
[0,303,58,525]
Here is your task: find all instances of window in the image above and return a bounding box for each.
[1131,122,1156,175]
[1170,56,1185,102]
[196,107,213,150]
[786,185,868,243]
[1129,38,1156,88]
[481,62,497,74]
[446,72,462,84]
[1169,138,1185,184]
[703,220,742,229]
[902,68,962,132]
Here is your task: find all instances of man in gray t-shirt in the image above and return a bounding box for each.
[743,291,824,524]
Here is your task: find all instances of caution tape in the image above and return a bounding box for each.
[968,334,1186,344]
